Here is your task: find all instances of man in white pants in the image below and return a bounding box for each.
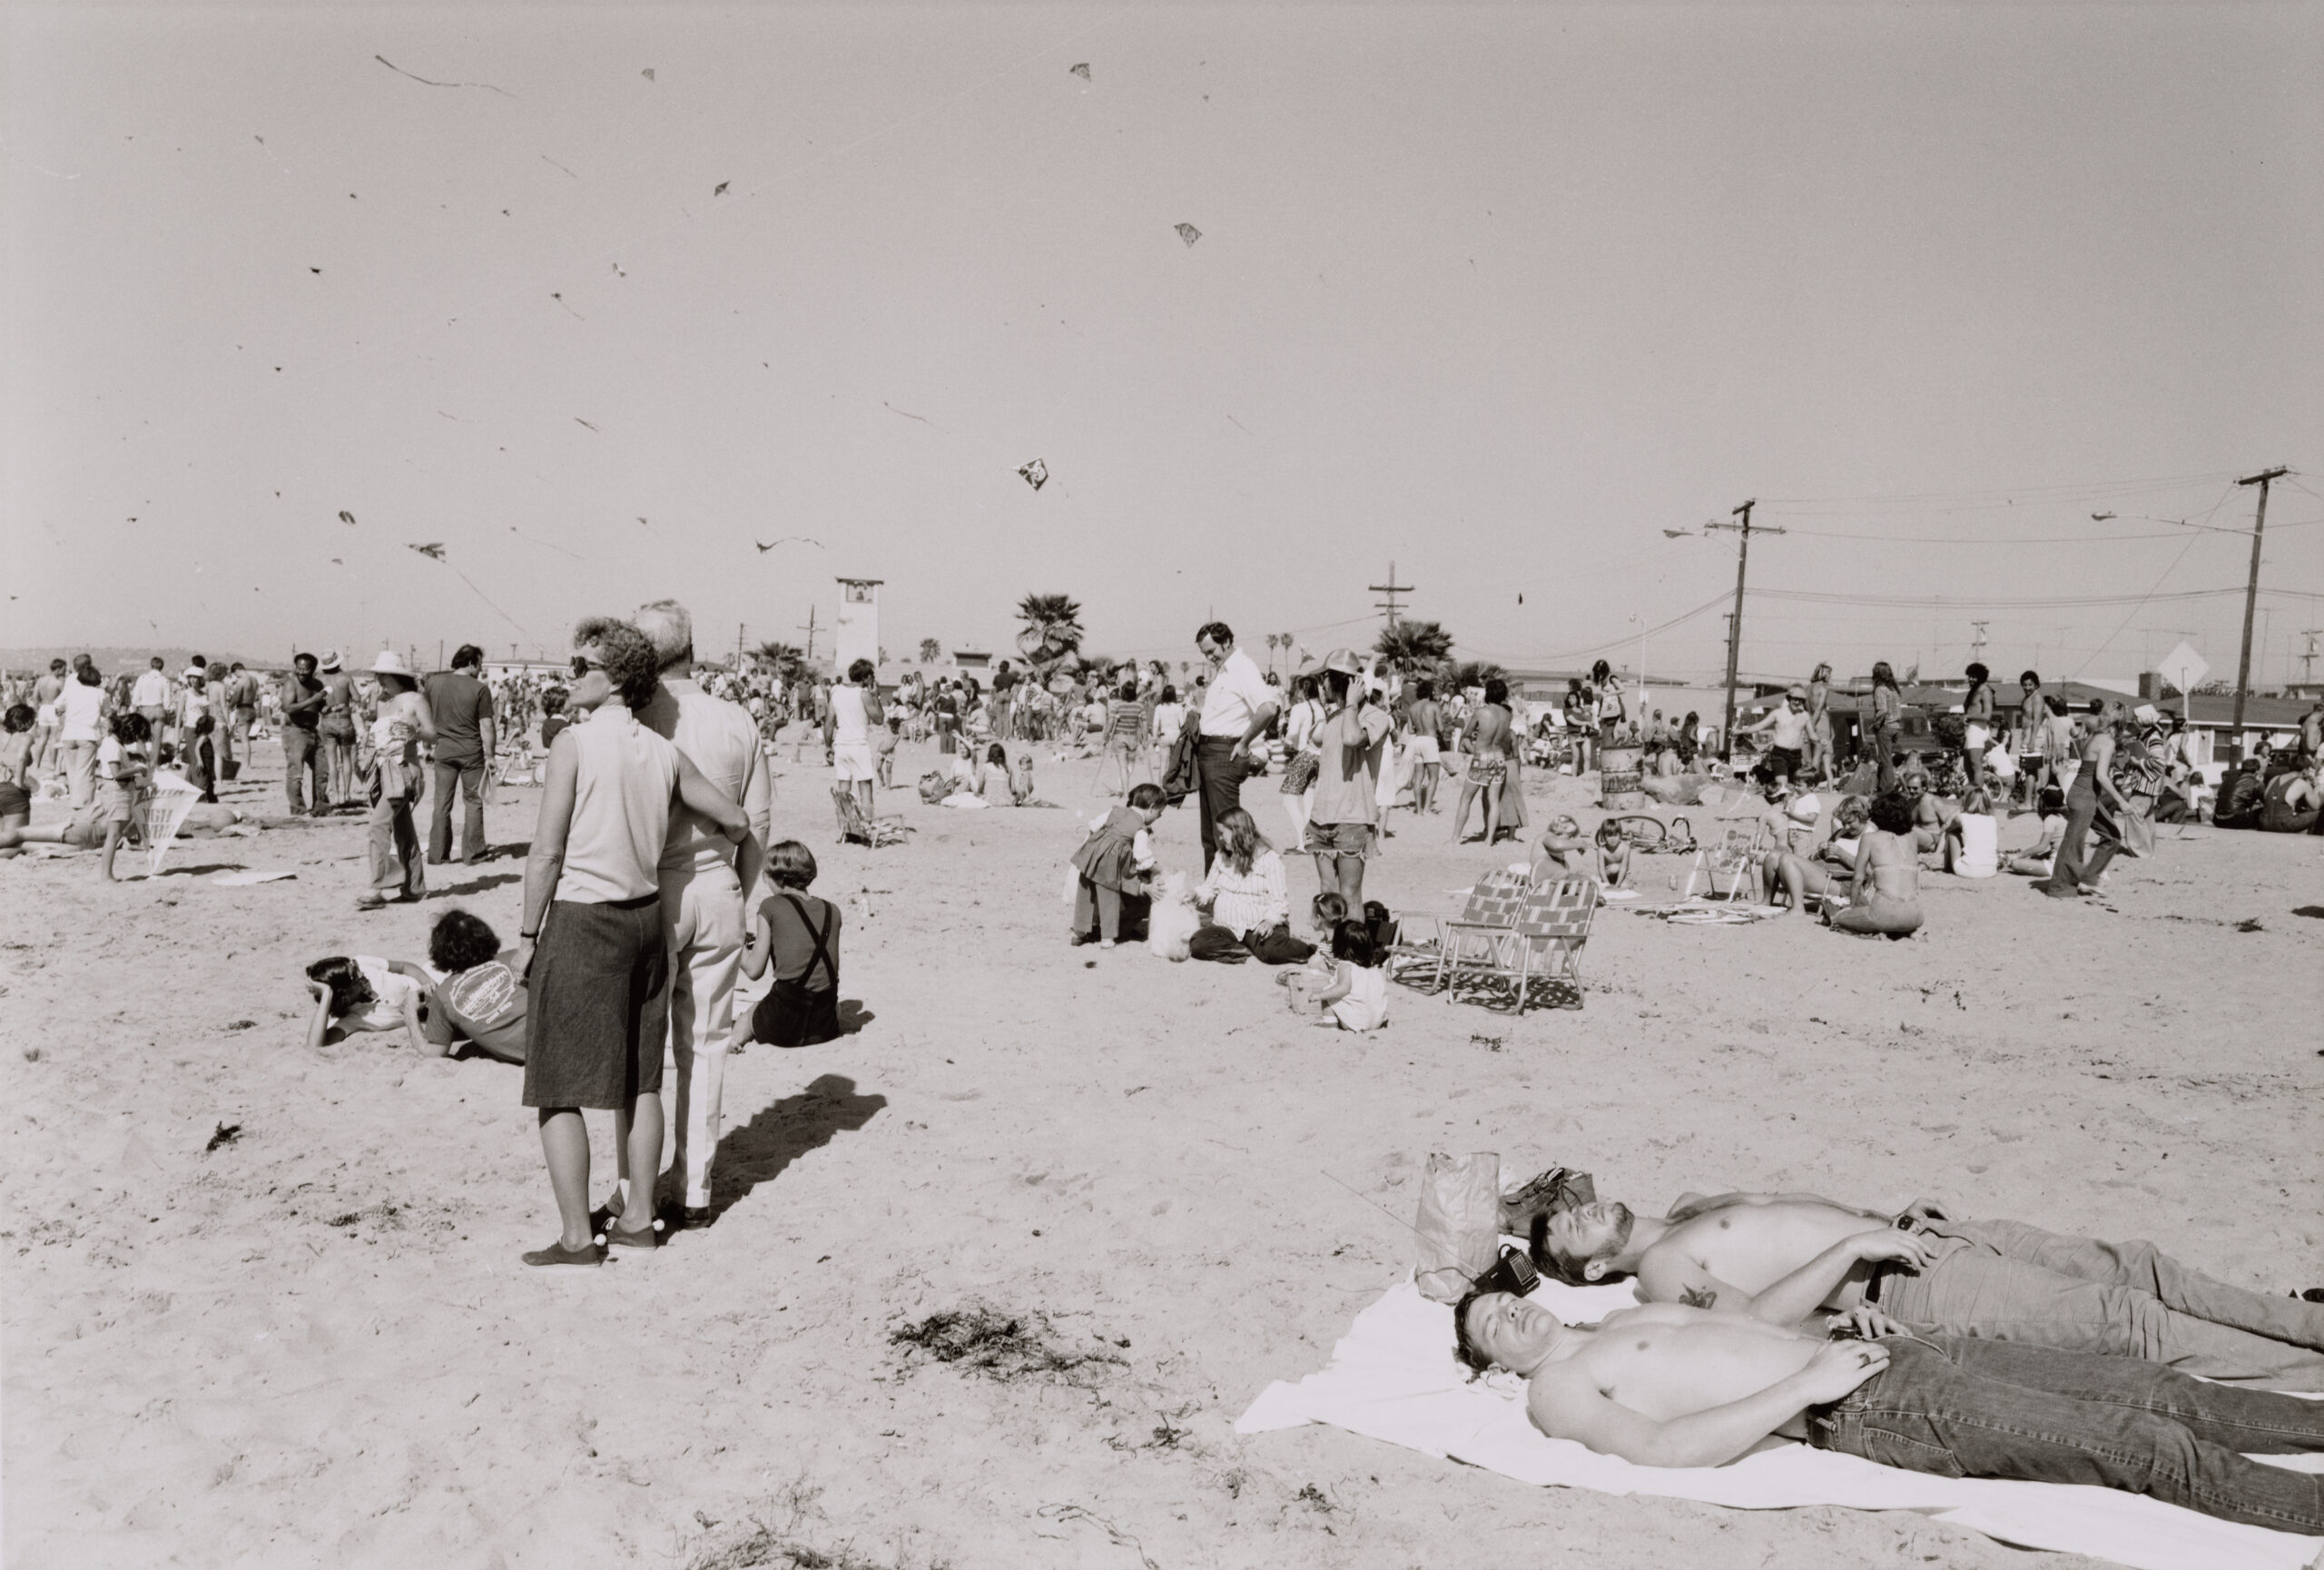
[635,599,771,1228]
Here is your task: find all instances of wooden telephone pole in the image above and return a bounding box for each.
[2231,468,2288,742]
[1706,499,1783,759]
[1369,561,1413,629]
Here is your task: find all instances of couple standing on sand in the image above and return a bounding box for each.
[514,600,773,1267]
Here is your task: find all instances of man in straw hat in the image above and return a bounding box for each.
[356,649,435,909]
[1305,647,1392,910]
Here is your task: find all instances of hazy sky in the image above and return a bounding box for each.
[8,3,2320,683]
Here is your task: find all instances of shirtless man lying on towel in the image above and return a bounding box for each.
[1453,1290,2324,1533]
[1523,1189,2324,1389]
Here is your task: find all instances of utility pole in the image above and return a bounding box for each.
[2231,467,2288,743]
[1369,561,1413,629]
[735,623,747,676]
[1969,620,1989,667]
[799,605,818,665]
[2299,627,2320,686]
[1705,499,1783,760]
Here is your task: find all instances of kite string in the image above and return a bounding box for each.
[447,565,534,640]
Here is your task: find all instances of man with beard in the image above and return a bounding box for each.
[1530,1189,2324,1388]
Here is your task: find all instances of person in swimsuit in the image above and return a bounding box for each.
[1804,663,1833,782]
[1824,790,1921,936]
[1451,678,1515,844]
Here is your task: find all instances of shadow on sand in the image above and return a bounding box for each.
[709,1072,884,1218]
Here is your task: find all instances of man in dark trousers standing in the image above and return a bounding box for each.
[424,643,497,864]
[1192,621,1278,871]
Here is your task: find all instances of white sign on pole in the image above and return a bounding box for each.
[2157,641,2209,697]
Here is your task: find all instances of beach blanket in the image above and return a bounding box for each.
[1236,1276,2324,1570]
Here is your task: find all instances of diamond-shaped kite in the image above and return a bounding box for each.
[1175,222,1201,248]
[1069,63,1089,80]
[408,542,447,560]
[338,509,357,525]
[1018,459,1049,492]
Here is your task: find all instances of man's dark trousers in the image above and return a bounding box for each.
[1195,737,1247,872]
[429,756,487,864]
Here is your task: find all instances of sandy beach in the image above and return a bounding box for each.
[5,736,2319,1570]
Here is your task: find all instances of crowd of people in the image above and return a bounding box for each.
[6,607,2321,1545]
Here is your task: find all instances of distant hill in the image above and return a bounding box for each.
[0,646,277,674]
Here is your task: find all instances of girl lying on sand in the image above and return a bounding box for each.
[302,910,527,1060]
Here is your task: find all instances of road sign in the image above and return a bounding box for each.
[2156,641,2209,697]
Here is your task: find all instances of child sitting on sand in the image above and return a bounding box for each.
[303,953,431,1052]
[1943,788,1999,877]
[417,908,528,1063]
[738,838,844,1048]
[1534,814,1628,887]
[1283,891,1390,1030]
[1070,783,1163,948]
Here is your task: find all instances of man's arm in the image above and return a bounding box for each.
[1530,1341,1888,1468]
[1742,1229,1935,1324]
[737,740,773,895]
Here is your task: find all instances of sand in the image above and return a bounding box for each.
[4,736,2319,1570]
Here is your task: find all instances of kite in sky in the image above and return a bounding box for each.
[1175,223,1201,248]
[1662,528,1692,538]
[1018,459,1049,491]
[1069,63,1090,79]
[408,542,447,560]
[339,509,357,525]
[755,537,825,551]
[2091,511,2116,520]
[642,67,655,81]
[714,181,729,196]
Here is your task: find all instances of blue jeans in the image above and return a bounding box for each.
[1877,1217,2324,1388]
[282,726,322,813]
[1809,1334,2324,1533]
[428,757,487,863]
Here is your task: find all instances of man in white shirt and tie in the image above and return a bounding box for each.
[1193,621,1279,872]
[634,599,772,1229]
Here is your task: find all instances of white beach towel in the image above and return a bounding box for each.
[1236,1276,2324,1570]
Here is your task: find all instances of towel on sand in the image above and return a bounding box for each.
[1236,1276,2324,1570]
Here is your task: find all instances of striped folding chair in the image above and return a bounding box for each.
[1447,878,1600,1016]
[1383,868,1531,993]
[1429,870,1537,998]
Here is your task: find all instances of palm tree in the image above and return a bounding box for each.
[1014,593,1086,667]
[918,637,943,664]
[753,641,806,681]
[1374,618,1454,676]
[1443,658,1507,694]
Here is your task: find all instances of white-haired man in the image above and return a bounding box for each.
[632,598,771,1228]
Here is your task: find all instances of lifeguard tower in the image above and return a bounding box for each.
[834,578,882,674]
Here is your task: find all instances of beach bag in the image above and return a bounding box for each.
[1413,1150,1502,1303]
[916,771,950,805]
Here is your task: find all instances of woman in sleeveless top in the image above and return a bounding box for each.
[739,838,843,1048]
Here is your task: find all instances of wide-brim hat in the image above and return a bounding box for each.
[1320,647,1365,677]
[1786,684,1808,700]
[370,649,415,678]
[318,650,343,673]
[182,665,204,679]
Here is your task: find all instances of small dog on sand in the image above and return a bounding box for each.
[1147,871,1201,962]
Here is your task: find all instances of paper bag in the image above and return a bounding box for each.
[1413,1150,1500,1303]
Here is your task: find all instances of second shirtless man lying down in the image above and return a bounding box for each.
[1518,1187,2324,1389]
[1453,1290,2324,1533]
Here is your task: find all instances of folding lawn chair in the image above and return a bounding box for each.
[1383,869,1530,994]
[1682,822,1764,902]
[1444,878,1600,1016]
[138,771,204,879]
[831,785,912,847]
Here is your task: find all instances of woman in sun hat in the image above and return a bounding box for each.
[356,649,436,910]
